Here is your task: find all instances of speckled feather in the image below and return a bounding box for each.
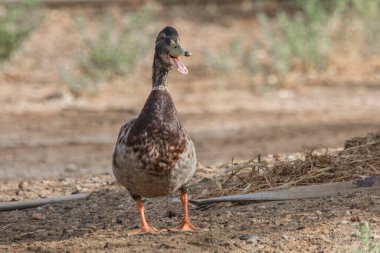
[127,90,187,172]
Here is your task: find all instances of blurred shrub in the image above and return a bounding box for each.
[246,0,349,87]
[351,0,380,55]
[205,0,380,88]
[352,222,380,253]
[0,0,43,63]
[203,39,242,74]
[62,4,157,96]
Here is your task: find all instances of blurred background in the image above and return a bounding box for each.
[1,0,380,180]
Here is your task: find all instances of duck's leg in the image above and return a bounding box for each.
[170,190,198,232]
[128,195,160,235]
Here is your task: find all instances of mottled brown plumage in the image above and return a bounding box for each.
[127,90,187,173]
[112,26,198,234]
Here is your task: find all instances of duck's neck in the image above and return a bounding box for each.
[152,54,170,89]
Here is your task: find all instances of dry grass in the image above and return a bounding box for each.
[196,132,380,198]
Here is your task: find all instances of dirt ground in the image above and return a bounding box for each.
[1,4,380,252]
[1,174,380,253]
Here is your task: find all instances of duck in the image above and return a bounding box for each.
[112,26,198,235]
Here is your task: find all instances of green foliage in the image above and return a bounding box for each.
[353,222,380,253]
[62,4,157,96]
[0,0,43,62]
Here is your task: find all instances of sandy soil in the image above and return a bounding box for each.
[1,4,380,252]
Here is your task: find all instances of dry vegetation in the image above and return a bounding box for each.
[193,132,380,198]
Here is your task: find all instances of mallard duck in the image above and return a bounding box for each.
[112,26,197,235]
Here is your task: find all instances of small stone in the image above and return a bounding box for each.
[258,205,266,209]
[351,216,361,222]
[339,220,349,225]
[247,236,259,244]
[239,234,251,240]
[315,211,322,216]
[32,212,45,220]
[239,234,259,244]
[71,186,81,194]
[282,235,289,241]
[346,210,352,215]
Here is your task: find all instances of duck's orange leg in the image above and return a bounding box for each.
[128,197,160,236]
[170,191,198,232]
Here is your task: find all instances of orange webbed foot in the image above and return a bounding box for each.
[127,225,164,236]
[169,222,199,232]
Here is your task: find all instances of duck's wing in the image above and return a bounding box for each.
[112,119,136,168]
[176,133,197,189]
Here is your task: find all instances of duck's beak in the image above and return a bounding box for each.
[169,44,191,75]
[170,44,191,58]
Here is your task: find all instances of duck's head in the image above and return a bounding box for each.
[155,26,191,75]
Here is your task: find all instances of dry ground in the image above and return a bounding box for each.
[1,4,380,252]
[1,174,380,253]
